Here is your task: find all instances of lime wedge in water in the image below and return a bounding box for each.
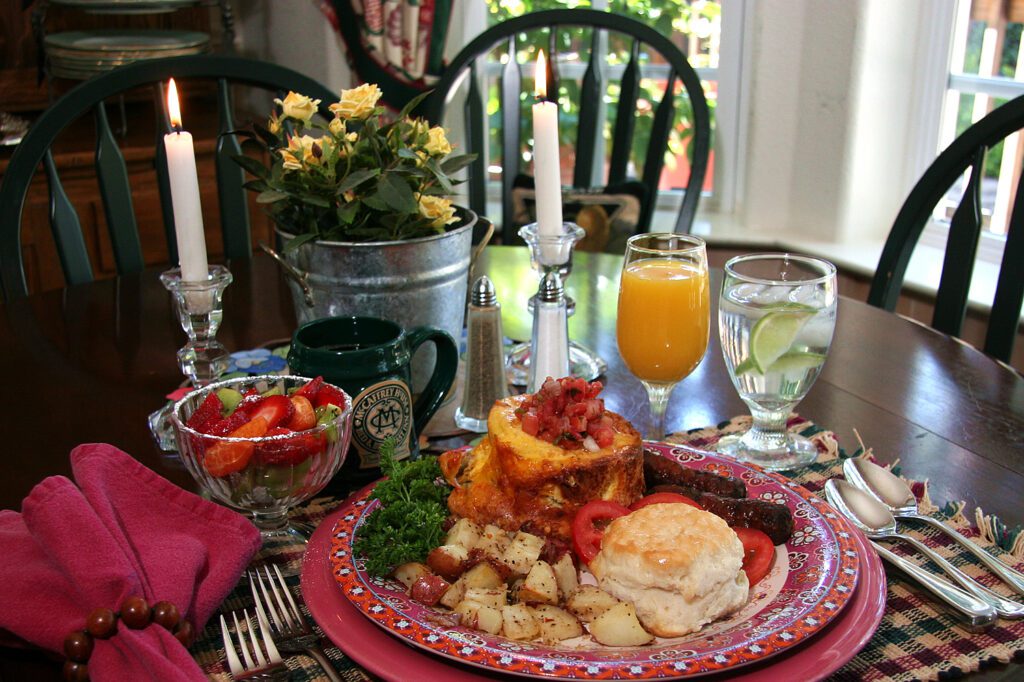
[765,350,827,374]
[747,311,813,373]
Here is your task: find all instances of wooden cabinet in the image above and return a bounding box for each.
[1,3,269,294]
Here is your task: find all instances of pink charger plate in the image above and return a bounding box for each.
[301,494,886,682]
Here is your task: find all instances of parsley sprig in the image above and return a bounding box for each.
[353,438,451,576]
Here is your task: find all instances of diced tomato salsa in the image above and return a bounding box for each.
[516,377,616,449]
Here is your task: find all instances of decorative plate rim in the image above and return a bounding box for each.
[329,443,860,679]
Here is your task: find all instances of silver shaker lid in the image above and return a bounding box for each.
[471,275,497,307]
[537,271,564,303]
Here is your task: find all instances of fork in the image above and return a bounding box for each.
[250,565,344,682]
[218,609,289,681]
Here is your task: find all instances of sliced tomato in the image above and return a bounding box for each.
[629,492,702,512]
[248,394,294,429]
[287,395,317,431]
[204,416,269,477]
[571,500,630,565]
[733,526,775,585]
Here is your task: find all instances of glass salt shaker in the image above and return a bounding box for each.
[455,276,510,432]
[527,271,570,393]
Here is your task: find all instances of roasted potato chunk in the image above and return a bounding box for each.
[589,602,654,647]
[445,518,483,550]
[393,562,432,590]
[501,603,540,640]
[426,544,470,581]
[455,600,503,635]
[463,586,507,610]
[530,604,583,642]
[551,553,578,600]
[475,525,512,561]
[503,532,545,576]
[439,576,467,610]
[566,585,622,622]
[517,561,559,605]
[462,561,505,590]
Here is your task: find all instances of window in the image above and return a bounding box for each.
[934,0,1024,255]
[479,0,736,224]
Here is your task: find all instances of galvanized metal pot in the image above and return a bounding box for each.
[263,207,478,389]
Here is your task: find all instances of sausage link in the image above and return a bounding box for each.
[643,450,747,498]
[650,484,794,545]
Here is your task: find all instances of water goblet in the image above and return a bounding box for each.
[715,253,837,470]
[616,233,710,441]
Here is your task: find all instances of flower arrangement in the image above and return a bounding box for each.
[235,84,474,247]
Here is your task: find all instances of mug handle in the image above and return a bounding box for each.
[405,326,459,435]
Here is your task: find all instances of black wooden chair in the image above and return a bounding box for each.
[0,54,336,299]
[420,9,711,247]
[868,94,1024,364]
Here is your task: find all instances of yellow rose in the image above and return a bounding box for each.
[329,83,383,120]
[345,132,358,143]
[329,117,346,137]
[268,113,282,135]
[274,92,321,123]
[279,149,302,171]
[418,195,457,229]
[425,126,452,156]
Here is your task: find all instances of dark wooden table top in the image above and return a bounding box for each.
[2,247,1022,522]
[1,246,1022,680]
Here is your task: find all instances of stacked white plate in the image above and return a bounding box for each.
[45,30,210,80]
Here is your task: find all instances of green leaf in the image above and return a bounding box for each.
[282,231,319,252]
[336,168,380,194]
[336,201,359,224]
[397,147,420,160]
[232,154,270,180]
[425,158,453,194]
[397,89,434,121]
[303,196,332,208]
[373,174,418,214]
[440,153,478,175]
[256,190,288,204]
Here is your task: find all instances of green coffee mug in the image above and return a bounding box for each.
[288,316,457,477]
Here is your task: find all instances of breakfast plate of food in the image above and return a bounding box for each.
[322,378,867,678]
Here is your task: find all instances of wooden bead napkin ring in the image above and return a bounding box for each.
[62,596,194,682]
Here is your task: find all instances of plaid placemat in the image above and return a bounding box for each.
[192,416,1024,682]
[670,415,1024,682]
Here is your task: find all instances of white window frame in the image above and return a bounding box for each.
[919,0,1017,265]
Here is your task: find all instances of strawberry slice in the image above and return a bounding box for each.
[287,395,317,431]
[257,426,322,466]
[248,394,294,429]
[204,416,268,477]
[186,392,224,431]
[314,384,347,410]
[293,376,324,401]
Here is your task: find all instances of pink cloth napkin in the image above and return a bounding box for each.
[0,443,262,681]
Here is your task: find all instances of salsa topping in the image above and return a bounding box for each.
[516,377,615,450]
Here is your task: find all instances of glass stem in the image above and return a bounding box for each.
[741,405,790,452]
[251,509,289,531]
[642,381,676,441]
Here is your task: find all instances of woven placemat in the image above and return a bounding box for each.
[670,415,1024,682]
[191,416,1024,682]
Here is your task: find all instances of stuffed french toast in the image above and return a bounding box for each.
[440,377,643,541]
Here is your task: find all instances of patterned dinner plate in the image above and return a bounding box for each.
[329,443,860,679]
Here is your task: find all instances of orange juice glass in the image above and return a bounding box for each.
[616,234,709,440]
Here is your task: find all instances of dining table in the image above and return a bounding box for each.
[1,245,1022,681]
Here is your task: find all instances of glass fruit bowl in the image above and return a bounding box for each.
[171,374,353,544]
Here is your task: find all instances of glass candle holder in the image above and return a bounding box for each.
[506,222,607,386]
[160,264,233,386]
[149,265,232,451]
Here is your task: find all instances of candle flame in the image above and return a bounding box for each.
[167,78,183,129]
[535,50,548,99]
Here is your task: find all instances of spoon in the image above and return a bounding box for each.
[844,458,1024,596]
[824,479,1000,627]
